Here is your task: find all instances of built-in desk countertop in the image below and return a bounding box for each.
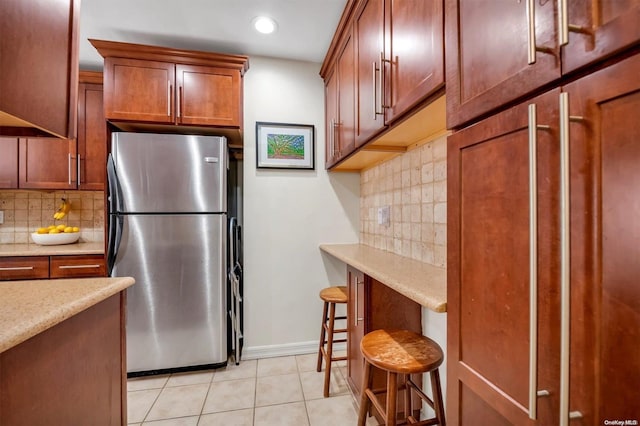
[0,277,134,353]
[319,243,447,313]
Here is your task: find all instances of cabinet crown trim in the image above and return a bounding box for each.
[89,39,250,75]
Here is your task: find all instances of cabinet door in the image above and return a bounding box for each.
[77,83,106,190]
[445,0,559,129]
[337,30,356,160]
[563,53,640,425]
[0,0,79,139]
[50,255,106,278]
[176,65,241,127]
[386,0,444,124]
[347,266,366,399]
[18,138,76,189]
[447,89,561,425]
[355,0,386,146]
[0,257,49,281]
[325,70,339,168]
[563,1,640,73]
[0,137,18,188]
[103,58,175,124]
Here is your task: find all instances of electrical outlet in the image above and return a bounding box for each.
[0,210,4,224]
[377,205,390,226]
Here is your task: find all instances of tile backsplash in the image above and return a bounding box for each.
[0,191,105,244]
[360,135,447,267]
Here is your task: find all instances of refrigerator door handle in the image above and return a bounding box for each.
[107,154,124,214]
[107,154,125,275]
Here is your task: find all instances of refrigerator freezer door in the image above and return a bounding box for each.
[111,132,227,213]
[113,213,227,372]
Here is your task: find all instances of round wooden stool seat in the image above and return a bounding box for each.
[317,286,348,398]
[358,329,446,426]
[319,286,348,304]
[360,329,443,375]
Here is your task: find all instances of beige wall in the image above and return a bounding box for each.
[360,134,447,267]
[0,190,105,244]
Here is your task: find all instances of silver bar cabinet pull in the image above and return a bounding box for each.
[177,86,182,118]
[77,154,81,185]
[558,0,585,46]
[0,266,34,271]
[68,153,72,185]
[527,103,539,419]
[58,265,101,270]
[559,91,571,426]
[372,61,377,120]
[526,0,537,64]
[167,81,172,116]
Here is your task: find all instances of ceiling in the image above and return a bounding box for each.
[79,0,348,70]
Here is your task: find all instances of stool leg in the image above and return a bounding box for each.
[317,301,328,372]
[430,369,446,426]
[323,302,337,398]
[358,360,373,426]
[404,374,412,422]
[386,371,398,426]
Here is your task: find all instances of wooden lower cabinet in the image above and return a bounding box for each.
[0,292,126,425]
[50,254,107,278]
[346,266,422,419]
[0,255,106,281]
[0,256,50,280]
[447,54,640,425]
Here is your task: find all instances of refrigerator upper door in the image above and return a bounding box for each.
[111,132,227,213]
[113,213,227,372]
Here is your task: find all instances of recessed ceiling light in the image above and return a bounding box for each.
[253,16,278,34]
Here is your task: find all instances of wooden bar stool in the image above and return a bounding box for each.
[316,286,348,397]
[358,329,446,426]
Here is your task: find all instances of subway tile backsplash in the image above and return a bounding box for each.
[360,135,447,267]
[0,191,105,244]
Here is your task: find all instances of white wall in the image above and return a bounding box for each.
[242,56,360,358]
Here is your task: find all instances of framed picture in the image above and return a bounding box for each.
[256,122,315,169]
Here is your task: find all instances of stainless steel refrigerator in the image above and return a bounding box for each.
[107,132,227,375]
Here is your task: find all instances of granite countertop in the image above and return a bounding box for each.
[0,277,134,353]
[0,242,105,257]
[320,243,447,313]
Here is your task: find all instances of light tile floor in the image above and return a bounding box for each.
[127,353,380,426]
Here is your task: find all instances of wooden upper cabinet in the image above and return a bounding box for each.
[176,65,241,127]
[445,0,559,129]
[0,0,79,139]
[92,39,249,139]
[323,0,445,169]
[18,138,77,190]
[18,138,77,189]
[325,70,339,168]
[77,78,106,191]
[355,0,444,144]
[355,0,385,146]
[0,137,19,189]
[104,58,176,124]
[386,0,445,124]
[563,1,640,73]
[337,31,357,161]
[445,0,640,129]
[324,29,356,169]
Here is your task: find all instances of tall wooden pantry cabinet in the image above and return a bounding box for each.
[446,1,640,425]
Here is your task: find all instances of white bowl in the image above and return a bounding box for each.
[31,232,80,246]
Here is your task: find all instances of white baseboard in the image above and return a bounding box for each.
[242,341,347,360]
